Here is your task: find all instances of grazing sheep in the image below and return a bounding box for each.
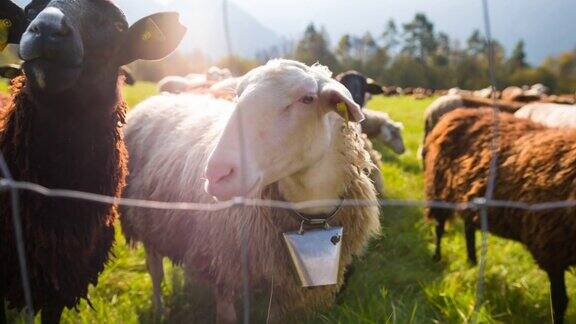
[447,87,472,96]
[544,94,576,105]
[121,59,381,322]
[382,86,400,96]
[361,109,405,155]
[206,66,232,81]
[530,83,550,96]
[502,85,541,102]
[159,66,233,94]
[515,103,576,128]
[0,1,185,322]
[413,87,433,99]
[473,86,495,99]
[425,108,576,324]
[158,75,191,93]
[423,94,523,140]
[420,94,524,166]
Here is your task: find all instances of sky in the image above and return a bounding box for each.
[226,0,575,64]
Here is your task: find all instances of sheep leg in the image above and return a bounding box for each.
[372,170,385,196]
[0,296,6,324]
[40,304,64,324]
[547,270,568,324]
[214,288,237,324]
[432,216,446,262]
[146,248,165,318]
[464,221,477,265]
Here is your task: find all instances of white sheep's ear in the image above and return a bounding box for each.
[321,82,364,123]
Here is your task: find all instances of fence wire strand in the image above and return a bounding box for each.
[0,152,34,324]
[473,0,499,321]
[221,0,251,321]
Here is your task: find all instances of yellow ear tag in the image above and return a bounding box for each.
[0,19,10,52]
[141,18,166,42]
[337,102,349,123]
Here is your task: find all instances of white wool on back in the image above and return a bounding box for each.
[125,93,232,204]
[515,103,576,128]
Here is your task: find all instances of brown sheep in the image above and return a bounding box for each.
[425,108,576,324]
[420,94,523,164]
[0,1,185,322]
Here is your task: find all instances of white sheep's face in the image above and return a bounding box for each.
[204,59,364,200]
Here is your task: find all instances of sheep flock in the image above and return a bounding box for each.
[1,1,576,323]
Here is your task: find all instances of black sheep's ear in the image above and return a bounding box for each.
[365,79,384,95]
[119,67,136,85]
[0,0,27,50]
[0,64,22,79]
[117,12,187,66]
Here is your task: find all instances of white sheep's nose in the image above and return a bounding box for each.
[205,163,235,184]
[204,161,238,198]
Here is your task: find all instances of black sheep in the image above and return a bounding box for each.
[0,1,185,322]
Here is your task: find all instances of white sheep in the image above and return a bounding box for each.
[361,109,405,155]
[121,59,381,322]
[514,102,576,128]
[157,75,192,93]
[158,66,232,94]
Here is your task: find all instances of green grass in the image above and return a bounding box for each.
[4,85,575,323]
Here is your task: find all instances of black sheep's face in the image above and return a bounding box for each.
[19,0,126,93]
[339,74,367,108]
[4,0,186,94]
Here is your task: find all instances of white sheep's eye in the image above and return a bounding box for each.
[299,95,315,105]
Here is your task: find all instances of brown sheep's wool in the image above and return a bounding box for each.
[425,108,576,320]
[0,76,128,312]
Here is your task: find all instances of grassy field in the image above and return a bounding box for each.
[3,83,575,323]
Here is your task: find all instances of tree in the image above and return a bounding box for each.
[508,40,528,71]
[294,23,338,68]
[336,34,352,61]
[381,19,399,51]
[402,13,438,63]
[467,29,486,56]
[360,32,378,63]
[434,32,451,66]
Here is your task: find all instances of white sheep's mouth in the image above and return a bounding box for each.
[206,174,262,201]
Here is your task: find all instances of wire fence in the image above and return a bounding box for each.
[1,0,567,323]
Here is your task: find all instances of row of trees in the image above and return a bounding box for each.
[144,13,573,93]
[288,14,572,93]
